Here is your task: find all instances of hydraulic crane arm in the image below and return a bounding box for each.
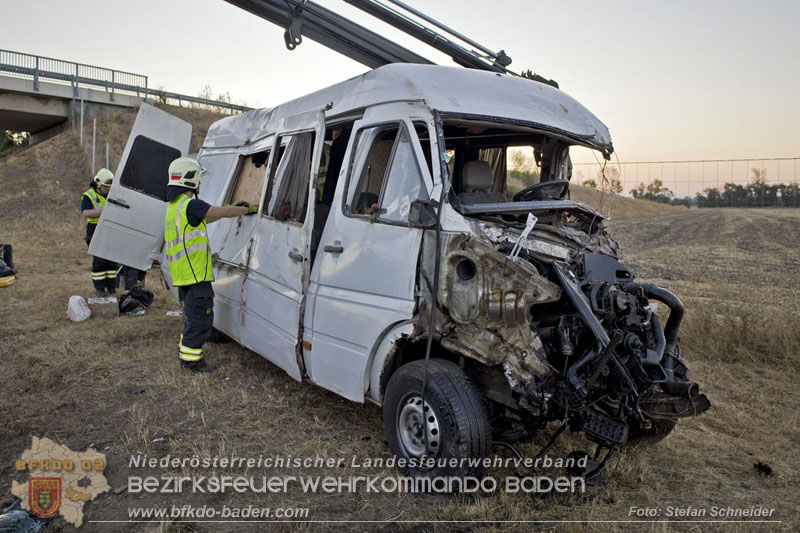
[224,0,557,87]
[343,0,511,73]
[224,0,432,68]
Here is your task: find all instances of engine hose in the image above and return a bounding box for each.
[660,378,700,399]
[622,282,683,357]
[567,333,624,402]
[565,348,598,402]
[660,348,700,398]
[650,313,667,363]
[623,283,700,398]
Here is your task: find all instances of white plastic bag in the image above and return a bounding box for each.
[67,295,92,322]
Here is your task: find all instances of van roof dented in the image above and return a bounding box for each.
[203,64,613,154]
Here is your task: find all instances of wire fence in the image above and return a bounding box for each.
[573,158,800,208]
[78,106,120,178]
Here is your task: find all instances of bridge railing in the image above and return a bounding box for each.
[0,49,250,114]
[0,49,148,98]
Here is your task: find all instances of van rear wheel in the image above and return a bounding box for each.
[383,359,491,478]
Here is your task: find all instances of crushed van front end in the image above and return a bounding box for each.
[418,200,709,454]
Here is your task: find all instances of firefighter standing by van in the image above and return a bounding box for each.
[81,168,119,296]
[165,157,256,372]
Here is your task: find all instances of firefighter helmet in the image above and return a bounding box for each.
[93,168,114,188]
[167,157,206,189]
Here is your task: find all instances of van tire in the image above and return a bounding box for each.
[383,359,491,479]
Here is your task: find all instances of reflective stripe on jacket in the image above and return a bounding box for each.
[164,193,214,286]
[82,188,106,224]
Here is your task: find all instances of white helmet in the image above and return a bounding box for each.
[93,168,114,188]
[168,157,206,189]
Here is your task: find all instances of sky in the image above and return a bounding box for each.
[2,0,799,168]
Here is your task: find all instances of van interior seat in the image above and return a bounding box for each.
[458,160,507,205]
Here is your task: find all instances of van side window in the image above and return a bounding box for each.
[229,150,270,206]
[346,123,429,223]
[413,122,434,179]
[380,127,429,222]
[348,126,397,215]
[120,135,181,201]
[270,131,315,222]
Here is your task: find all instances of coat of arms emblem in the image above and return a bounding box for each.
[29,477,61,518]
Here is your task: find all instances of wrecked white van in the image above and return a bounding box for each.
[91,64,708,478]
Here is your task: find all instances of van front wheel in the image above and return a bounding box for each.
[383,359,491,478]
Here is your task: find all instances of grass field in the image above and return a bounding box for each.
[571,184,685,218]
[1,116,798,532]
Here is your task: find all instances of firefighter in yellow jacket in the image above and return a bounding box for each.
[165,157,256,372]
[81,169,118,296]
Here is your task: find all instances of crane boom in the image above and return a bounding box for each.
[343,0,511,73]
[224,0,432,68]
[224,0,557,87]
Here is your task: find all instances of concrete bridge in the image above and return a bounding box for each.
[0,49,250,144]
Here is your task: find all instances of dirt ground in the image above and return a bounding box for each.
[1,124,798,532]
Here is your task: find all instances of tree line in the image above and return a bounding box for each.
[694,169,799,207]
[582,168,799,208]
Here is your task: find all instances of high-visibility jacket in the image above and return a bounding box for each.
[165,193,214,286]
[82,188,106,224]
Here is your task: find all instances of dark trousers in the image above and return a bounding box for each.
[85,227,118,293]
[0,244,13,270]
[90,255,118,293]
[178,282,214,361]
[121,266,147,290]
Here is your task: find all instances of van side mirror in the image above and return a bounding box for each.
[408,198,438,228]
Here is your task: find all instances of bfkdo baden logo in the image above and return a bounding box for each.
[29,477,62,518]
[12,437,110,527]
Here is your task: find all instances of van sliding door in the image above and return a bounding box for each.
[239,110,325,381]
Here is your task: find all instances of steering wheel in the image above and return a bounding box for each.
[512,179,570,202]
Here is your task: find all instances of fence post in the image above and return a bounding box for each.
[33,56,39,91]
[746,160,750,208]
[79,99,84,146]
[92,118,96,175]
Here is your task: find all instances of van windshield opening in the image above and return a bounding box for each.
[441,120,585,206]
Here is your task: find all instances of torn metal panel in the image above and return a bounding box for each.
[477,223,574,262]
[420,230,561,387]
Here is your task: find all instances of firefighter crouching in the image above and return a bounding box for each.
[165,157,257,372]
[81,169,118,296]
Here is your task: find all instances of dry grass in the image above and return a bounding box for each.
[571,185,685,218]
[1,130,798,531]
